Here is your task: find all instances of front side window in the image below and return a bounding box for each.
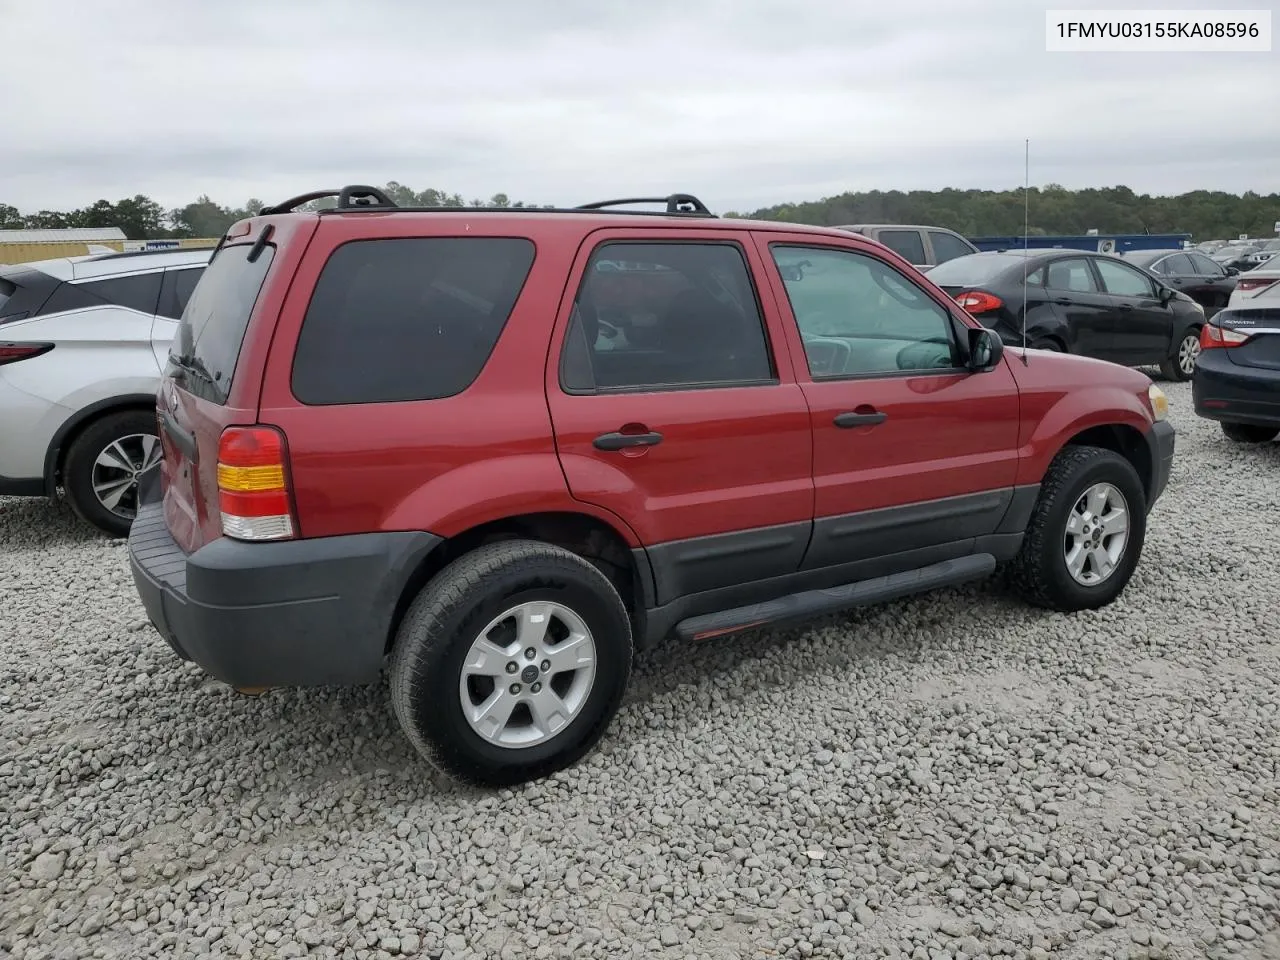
[770,245,959,378]
[560,242,774,393]
[1095,258,1157,298]
[292,237,536,406]
[876,229,927,265]
[1046,258,1099,293]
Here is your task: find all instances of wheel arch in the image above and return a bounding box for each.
[1060,423,1153,505]
[384,510,652,655]
[42,393,159,496]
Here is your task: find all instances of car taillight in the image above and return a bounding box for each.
[1236,277,1277,295]
[216,426,296,542]
[1200,323,1250,349]
[0,342,54,365]
[954,291,1004,314]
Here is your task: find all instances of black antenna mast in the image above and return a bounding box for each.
[1021,138,1030,366]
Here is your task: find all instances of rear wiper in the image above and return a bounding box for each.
[168,351,219,386]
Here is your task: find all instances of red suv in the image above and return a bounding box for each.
[129,186,1176,786]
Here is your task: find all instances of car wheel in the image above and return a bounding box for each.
[1159,329,1200,381]
[1220,422,1279,443]
[1008,445,1147,612]
[62,409,163,538]
[1030,338,1064,352]
[389,539,633,787]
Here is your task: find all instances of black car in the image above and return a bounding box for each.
[1122,249,1238,317]
[1192,305,1280,443]
[927,250,1207,380]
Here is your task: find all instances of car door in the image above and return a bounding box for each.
[751,232,1022,577]
[545,228,815,606]
[1186,252,1234,313]
[1093,257,1175,365]
[1043,256,1120,360]
[1155,252,1210,304]
[151,265,206,370]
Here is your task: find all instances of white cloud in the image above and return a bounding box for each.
[3,0,1277,213]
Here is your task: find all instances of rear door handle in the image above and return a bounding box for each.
[593,431,663,451]
[833,411,887,428]
[1118,303,1134,312]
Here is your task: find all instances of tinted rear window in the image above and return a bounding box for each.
[291,237,536,406]
[169,243,274,405]
[926,254,1026,286]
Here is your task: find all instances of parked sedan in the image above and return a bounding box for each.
[928,249,1206,380]
[1122,249,1238,316]
[1192,305,1280,443]
[1228,264,1280,308]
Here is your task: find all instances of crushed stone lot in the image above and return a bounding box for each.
[2,380,1279,960]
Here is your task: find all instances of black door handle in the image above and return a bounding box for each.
[1054,297,1073,305]
[834,411,887,428]
[593,431,663,451]
[1118,303,1134,311]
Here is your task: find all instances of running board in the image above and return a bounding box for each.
[674,553,997,642]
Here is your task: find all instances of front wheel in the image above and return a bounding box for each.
[1221,422,1279,443]
[1159,329,1201,381]
[389,540,633,787]
[1008,445,1147,612]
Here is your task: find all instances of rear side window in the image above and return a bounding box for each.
[157,266,206,320]
[33,271,163,318]
[877,230,927,265]
[928,230,975,265]
[170,243,274,405]
[291,237,536,406]
[1046,258,1099,293]
[559,242,774,393]
[1158,253,1193,275]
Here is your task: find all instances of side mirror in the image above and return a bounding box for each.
[1226,265,1240,276]
[966,327,1004,372]
[1159,286,1177,304]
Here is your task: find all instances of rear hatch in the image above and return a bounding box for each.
[1208,306,1280,371]
[156,218,314,553]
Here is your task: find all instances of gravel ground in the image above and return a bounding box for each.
[2,379,1279,960]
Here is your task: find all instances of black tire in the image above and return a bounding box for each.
[389,540,633,787]
[1221,422,1279,443]
[1030,338,1064,352]
[62,408,160,538]
[1159,327,1200,381]
[1008,445,1147,612]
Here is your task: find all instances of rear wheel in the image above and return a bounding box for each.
[1221,422,1279,443]
[389,540,633,787]
[1008,445,1147,612]
[63,409,162,538]
[1159,328,1201,381]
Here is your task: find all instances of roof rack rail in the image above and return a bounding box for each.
[575,194,713,216]
[82,245,218,263]
[259,185,398,216]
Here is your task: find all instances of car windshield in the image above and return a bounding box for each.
[925,253,1026,285]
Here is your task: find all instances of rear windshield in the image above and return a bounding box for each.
[169,242,274,405]
[926,253,1026,286]
[291,237,536,406]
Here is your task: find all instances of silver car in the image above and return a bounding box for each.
[0,247,212,535]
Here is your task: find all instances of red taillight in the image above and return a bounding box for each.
[1236,277,1277,295]
[1200,323,1250,350]
[0,342,54,366]
[954,291,1004,314]
[216,426,296,541]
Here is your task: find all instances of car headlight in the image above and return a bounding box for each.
[1148,384,1169,422]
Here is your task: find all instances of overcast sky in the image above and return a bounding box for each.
[4,0,1277,214]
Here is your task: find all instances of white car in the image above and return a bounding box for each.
[0,247,212,535]
[1228,264,1280,309]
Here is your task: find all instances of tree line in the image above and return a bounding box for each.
[724,184,1280,241]
[0,182,549,240]
[3,181,1278,242]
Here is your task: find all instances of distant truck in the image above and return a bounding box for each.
[833,224,979,272]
